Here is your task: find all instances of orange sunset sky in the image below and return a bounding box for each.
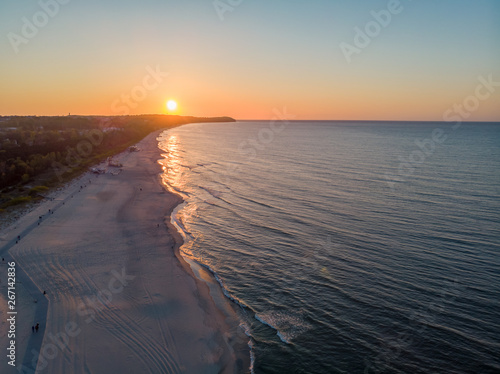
[1,0,499,121]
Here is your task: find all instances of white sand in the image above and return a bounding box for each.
[0,130,249,373]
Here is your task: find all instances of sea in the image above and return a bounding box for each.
[157,121,500,374]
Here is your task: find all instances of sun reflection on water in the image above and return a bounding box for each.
[158,132,199,261]
[158,133,184,193]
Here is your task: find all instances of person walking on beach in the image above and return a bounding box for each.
[35,323,39,332]
[32,326,34,333]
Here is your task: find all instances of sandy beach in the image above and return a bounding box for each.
[0,130,249,373]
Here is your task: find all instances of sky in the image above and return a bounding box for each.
[0,0,499,120]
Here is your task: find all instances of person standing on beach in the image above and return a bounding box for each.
[32,326,34,333]
[35,323,39,332]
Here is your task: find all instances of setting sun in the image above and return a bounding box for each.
[166,100,177,111]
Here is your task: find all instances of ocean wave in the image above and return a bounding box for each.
[255,311,312,344]
[170,202,193,242]
[160,177,190,198]
[185,253,251,312]
[199,186,224,199]
[239,322,256,374]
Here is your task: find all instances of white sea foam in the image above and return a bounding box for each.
[239,322,256,374]
[170,201,193,243]
[255,311,312,344]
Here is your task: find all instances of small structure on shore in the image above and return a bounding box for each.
[90,167,106,174]
[107,157,123,168]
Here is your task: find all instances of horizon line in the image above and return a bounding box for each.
[1,114,499,124]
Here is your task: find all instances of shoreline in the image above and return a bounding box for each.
[157,130,252,373]
[1,128,250,373]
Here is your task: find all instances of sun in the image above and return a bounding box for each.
[166,100,177,111]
